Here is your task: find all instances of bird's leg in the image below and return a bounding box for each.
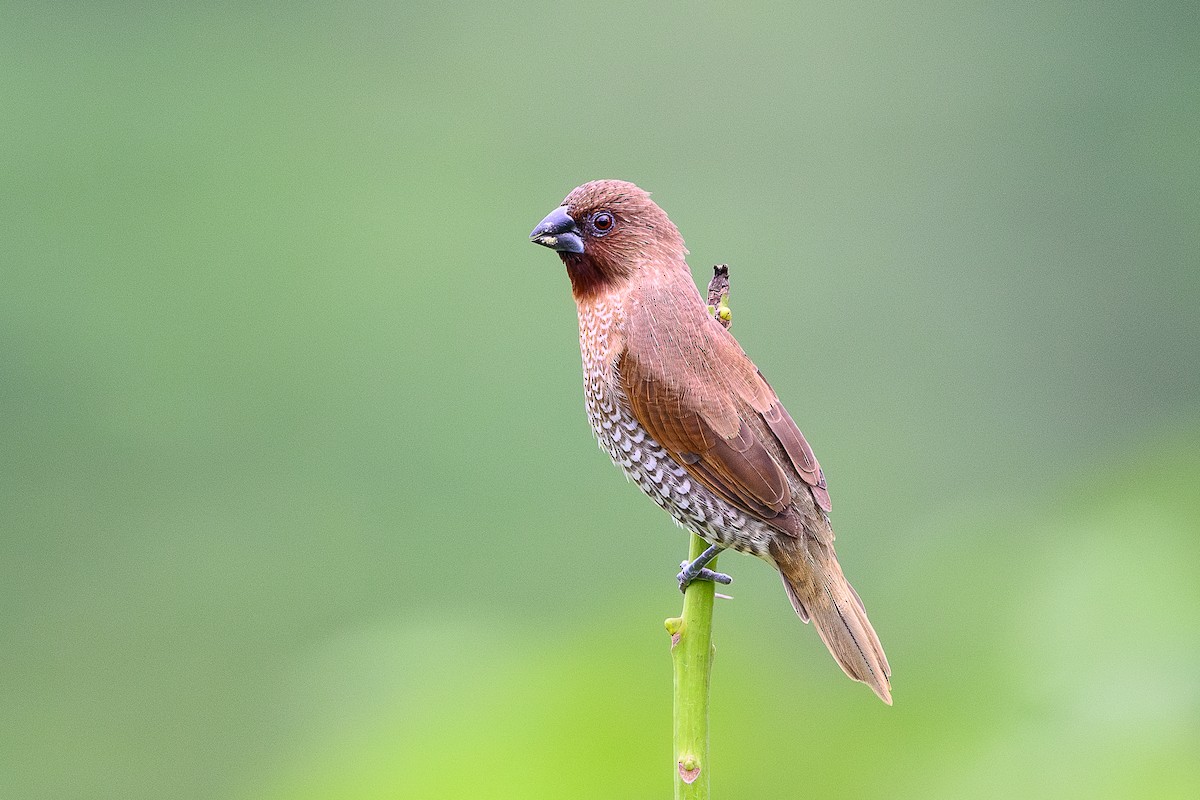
[677,544,732,593]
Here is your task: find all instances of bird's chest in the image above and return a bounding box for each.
[578,299,684,498]
[575,297,768,555]
[584,366,700,532]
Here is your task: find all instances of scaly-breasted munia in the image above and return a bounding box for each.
[530,180,892,704]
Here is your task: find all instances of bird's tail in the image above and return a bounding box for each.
[770,532,892,705]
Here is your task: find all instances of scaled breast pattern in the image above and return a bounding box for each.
[577,295,776,558]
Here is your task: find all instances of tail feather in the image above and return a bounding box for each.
[773,536,892,705]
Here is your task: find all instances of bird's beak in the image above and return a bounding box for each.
[529,205,585,254]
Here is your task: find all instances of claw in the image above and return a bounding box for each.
[676,544,733,592]
[676,567,734,593]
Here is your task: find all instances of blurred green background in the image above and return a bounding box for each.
[2,2,1198,798]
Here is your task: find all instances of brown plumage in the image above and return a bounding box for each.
[530,180,892,704]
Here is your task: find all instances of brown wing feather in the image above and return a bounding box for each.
[620,353,791,519]
[619,297,833,523]
[759,400,832,512]
[705,419,792,512]
[713,325,833,513]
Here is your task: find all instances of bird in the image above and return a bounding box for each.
[529,179,892,704]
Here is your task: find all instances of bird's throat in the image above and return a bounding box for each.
[562,253,617,303]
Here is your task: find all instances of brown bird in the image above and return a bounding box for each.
[530,180,892,704]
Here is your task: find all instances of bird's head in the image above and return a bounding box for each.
[530,179,687,300]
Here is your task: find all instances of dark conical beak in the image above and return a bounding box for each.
[529,205,584,254]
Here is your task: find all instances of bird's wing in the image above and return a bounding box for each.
[753,366,832,512]
[618,312,831,529]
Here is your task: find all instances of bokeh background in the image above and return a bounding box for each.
[3,2,1198,798]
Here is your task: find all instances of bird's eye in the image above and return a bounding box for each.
[591,212,615,235]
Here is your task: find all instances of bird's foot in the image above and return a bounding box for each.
[677,544,732,593]
[677,565,733,592]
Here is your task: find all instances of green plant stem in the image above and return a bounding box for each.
[663,264,732,798]
[665,533,718,798]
